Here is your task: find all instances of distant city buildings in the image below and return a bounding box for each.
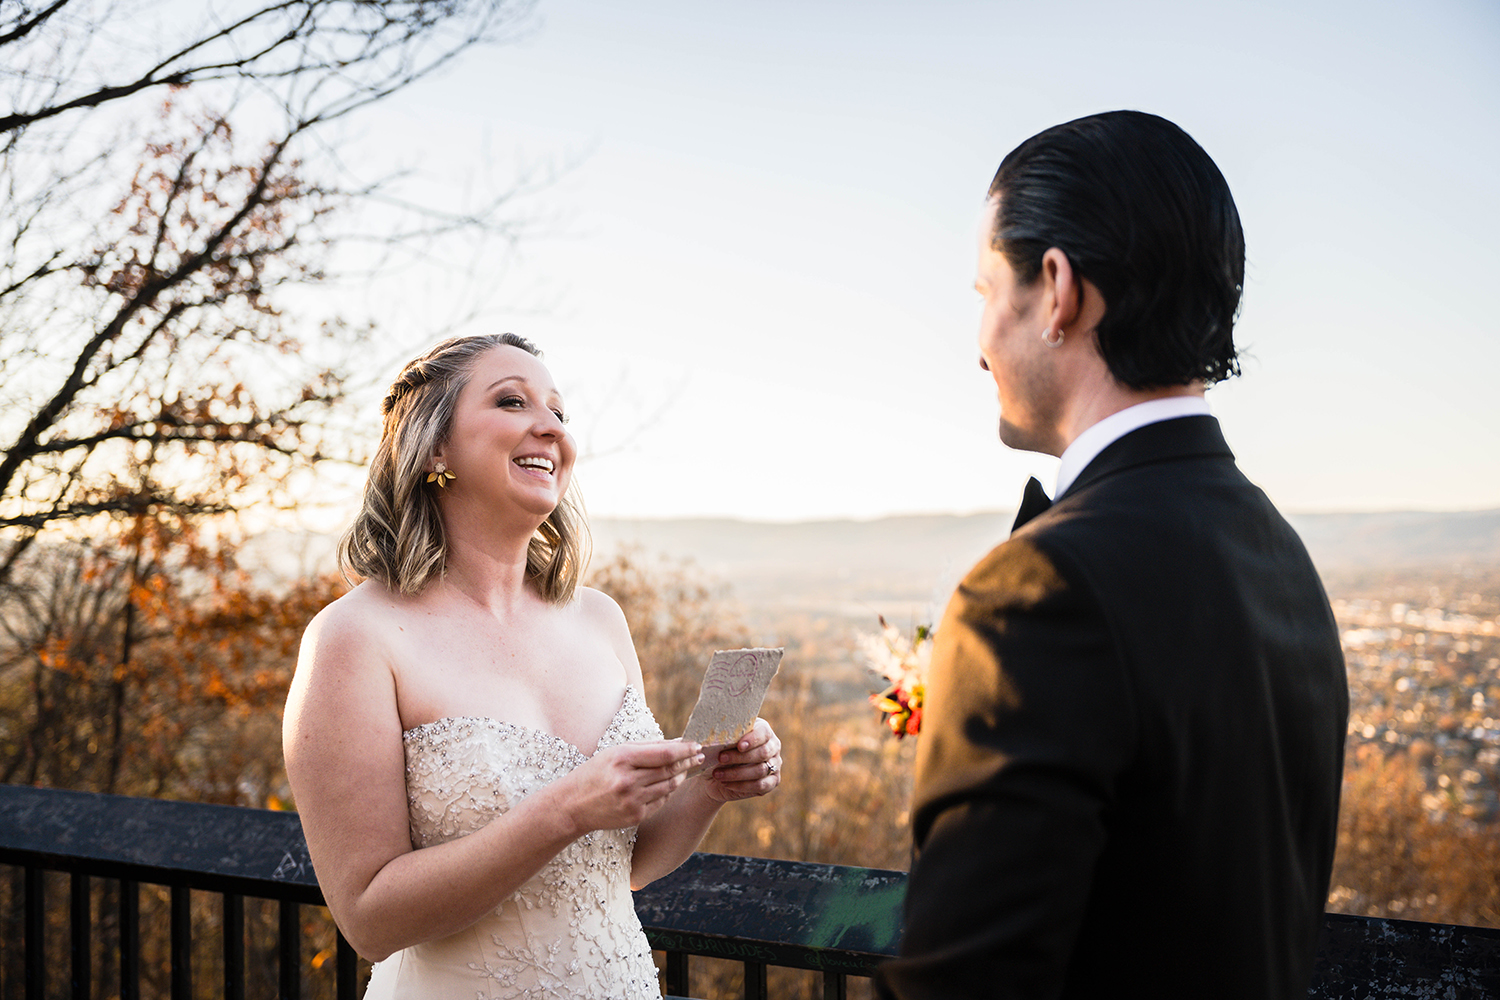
[1335,580,1500,824]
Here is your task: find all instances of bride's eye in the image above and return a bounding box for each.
[552,409,569,424]
[497,395,525,408]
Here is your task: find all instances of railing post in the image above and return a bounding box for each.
[119,878,140,1000]
[223,892,245,1000]
[280,899,301,1000]
[336,932,359,1000]
[70,872,90,1000]
[822,969,847,999]
[665,950,690,996]
[24,866,43,1000]
[170,884,192,1000]
[743,960,767,1000]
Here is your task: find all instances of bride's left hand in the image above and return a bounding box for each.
[702,718,782,803]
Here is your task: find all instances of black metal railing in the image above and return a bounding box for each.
[1,785,355,1000]
[3,784,1500,999]
[0,785,901,999]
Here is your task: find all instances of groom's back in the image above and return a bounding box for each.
[1038,426,1348,996]
[877,110,1349,1000]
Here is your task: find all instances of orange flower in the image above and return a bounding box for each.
[862,617,933,740]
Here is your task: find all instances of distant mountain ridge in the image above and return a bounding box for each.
[239,507,1500,612]
[592,508,1500,617]
[1283,509,1500,571]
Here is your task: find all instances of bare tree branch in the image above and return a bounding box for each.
[0,0,71,48]
[1,1,535,136]
[1,497,235,531]
[0,0,547,590]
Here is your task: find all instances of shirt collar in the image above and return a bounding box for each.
[1053,395,1212,499]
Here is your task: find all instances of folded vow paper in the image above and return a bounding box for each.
[681,647,783,772]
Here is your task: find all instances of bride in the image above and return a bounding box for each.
[283,333,783,998]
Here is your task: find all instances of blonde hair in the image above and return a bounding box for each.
[339,334,589,603]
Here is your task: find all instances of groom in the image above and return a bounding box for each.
[875,112,1349,999]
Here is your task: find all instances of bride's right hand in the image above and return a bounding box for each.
[559,740,704,834]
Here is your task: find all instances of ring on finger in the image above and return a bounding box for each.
[766,760,778,775]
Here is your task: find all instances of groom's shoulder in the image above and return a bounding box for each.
[966,476,1228,600]
[956,528,1084,618]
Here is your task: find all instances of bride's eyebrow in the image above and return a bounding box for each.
[485,375,527,392]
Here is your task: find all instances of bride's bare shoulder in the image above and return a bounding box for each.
[285,582,411,769]
[572,586,643,683]
[573,585,629,633]
[299,580,415,664]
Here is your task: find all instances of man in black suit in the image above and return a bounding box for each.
[875,112,1349,999]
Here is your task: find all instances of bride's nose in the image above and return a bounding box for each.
[533,411,566,438]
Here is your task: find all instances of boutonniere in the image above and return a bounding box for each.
[860,616,932,739]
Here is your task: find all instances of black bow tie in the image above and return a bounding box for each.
[1011,476,1053,531]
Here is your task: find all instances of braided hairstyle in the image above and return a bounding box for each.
[339,333,588,602]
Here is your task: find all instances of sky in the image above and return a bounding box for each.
[334,0,1500,523]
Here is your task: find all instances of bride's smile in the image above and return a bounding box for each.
[514,455,555,475]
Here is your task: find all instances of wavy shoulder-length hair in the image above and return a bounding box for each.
[339,333,589,603]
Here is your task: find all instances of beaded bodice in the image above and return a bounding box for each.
[363,686,665,1000]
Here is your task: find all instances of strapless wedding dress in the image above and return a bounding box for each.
[364,686,665,999]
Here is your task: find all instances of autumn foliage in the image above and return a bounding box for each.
[1328,743,1500,928]
[1,521,341,799]
[0,512,346,995]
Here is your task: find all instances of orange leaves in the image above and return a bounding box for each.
[1331,743,1500,927]
[5,522,345,801]
[34,636,79,676]
[86,96,328,354]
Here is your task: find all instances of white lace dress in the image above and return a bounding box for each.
[363,686,665,999]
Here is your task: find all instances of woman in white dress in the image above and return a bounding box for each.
[283,334,783,998]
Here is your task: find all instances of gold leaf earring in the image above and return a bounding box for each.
[427,461,456,487]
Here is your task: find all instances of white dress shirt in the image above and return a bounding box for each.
[1053,396,1212,499]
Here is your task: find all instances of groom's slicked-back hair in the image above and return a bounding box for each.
[988,110,1245,389]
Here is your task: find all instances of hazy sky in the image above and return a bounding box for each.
[344,0,1499,522]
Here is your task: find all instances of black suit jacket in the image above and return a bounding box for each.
[876,416,1348,1000]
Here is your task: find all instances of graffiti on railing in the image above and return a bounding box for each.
[646,931,778,964]
[272,849,309,880]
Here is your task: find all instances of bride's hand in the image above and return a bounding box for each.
[702,718,782,803]
[561,740,704,833]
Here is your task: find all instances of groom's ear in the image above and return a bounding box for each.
[1039,248,1080,333]
[1040,248,1103,343]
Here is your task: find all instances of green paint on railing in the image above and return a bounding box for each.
[803,868,904,954]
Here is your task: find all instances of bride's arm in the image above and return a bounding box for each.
[582,588,782,889]
[283,591,698,962]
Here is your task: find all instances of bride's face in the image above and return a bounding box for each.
[436,345,576,521]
